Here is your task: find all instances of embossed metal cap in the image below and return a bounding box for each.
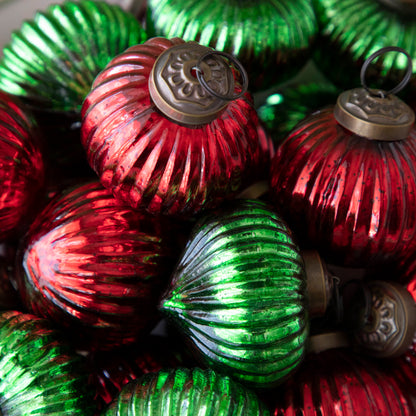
[334,46,415,141]
[307,332,351,354]
[352,281,416,358]
[149,41,247,126]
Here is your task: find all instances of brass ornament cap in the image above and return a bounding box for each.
[377,0,416,13]
[353,281,416,358]
[307,332,351,354]
[334,88,415,141]
[149,42,235,125]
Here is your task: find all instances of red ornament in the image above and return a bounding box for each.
[0,91,44,241]
[15,181,175,350]
[273,342,415,416]
[81,37,268,217]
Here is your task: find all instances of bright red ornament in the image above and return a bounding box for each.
[0,91,44,241]
[15,181,175,350]
[81,37,268,217]
[273,336,415,416]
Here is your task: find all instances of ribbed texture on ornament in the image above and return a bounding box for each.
[160,199,308,388]
[0,0,146,112]
[17,181,171,350]
[274,349,414,416]
[81,37,266,216]
[0,311,93,415]
[0,91,44,241]
[146,0,317,90]
[270,107,416,267]
[312,0,416,91]
[104,368,270,415]
[391,335,416,396]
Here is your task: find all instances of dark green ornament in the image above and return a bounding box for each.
[146,0,318,91]
[104,368,270,415]
[312,0,416,92]
[160,199,309,389]
[257,81,340,145]
[0,0,146,112]
[0,310,94,415]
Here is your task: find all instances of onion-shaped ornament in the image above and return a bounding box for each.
[273,332,415,415]
[81,37,268,217]
[257,81,340,146]
[146,0,317,91]
[104,367,270,415]
[0,91,44,242]
[269,47,416,267]
[312,0,416,93]
[0,0,146,113]
[160,199,338,388]
[0,310,94,415]
[15,181,175,350]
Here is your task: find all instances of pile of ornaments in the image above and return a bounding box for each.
[1,0,416,414]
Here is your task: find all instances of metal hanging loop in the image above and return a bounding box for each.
[360,46,413,98]
[194,51,249,101]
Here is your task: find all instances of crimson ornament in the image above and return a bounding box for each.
[15,181,175,350]
[81,37,268,217]
[269,47,416,267]
[0,310,94,415]
[273,332,415,416]
[0,91,44,242]
[160,199,339,388]
[104,368,270,415]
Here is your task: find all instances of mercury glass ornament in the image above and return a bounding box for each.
[160,199,338,388]
[0,310,94,415]
[82,37,269,217]
[146,0,318,91]
[15,181,175,350]
[104,368,270,415]
[312,0,416,93]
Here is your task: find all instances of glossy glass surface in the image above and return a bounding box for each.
[160,199,308,388]
[82,37,268,217]
[274,348,414,415]
[0,91,44,241]
[0,311,93,415]
[0,0,146,112]
[105,368,270,415]
[269,107,416,267]
[16,181,173,350]
[146,0,317,91]
[257,82,340,145]
[312,0,416,92]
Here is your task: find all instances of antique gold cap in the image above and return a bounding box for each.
[377,0,416,13]
[307,332,351,354]
[352,280,416,358]
[303,250,334,318]
[334,46,415,141]
[149,41,248,126]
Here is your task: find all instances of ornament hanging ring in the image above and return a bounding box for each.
[194,51,249,101]
[360,46,413,98]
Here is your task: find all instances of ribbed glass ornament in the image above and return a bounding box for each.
[146,0,317,91]
[0,91,44,241]
[81,37,268,217]
[257,82,340,145]
[0,310,94,415]
[16,181,174,350]
[269,107,416,267]
[312,0,416,92]
[273,348,415,415]
[104,368,270,415]
[160,199,308,388]
[0,0,146,112]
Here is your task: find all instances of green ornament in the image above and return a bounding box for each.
[160,199,309,389]
[312,0,416,92]
[0,311,94,415]
[104,368,270,415]
[257,81,340,145]
[0,0,146,112]
[146,0,318,91]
